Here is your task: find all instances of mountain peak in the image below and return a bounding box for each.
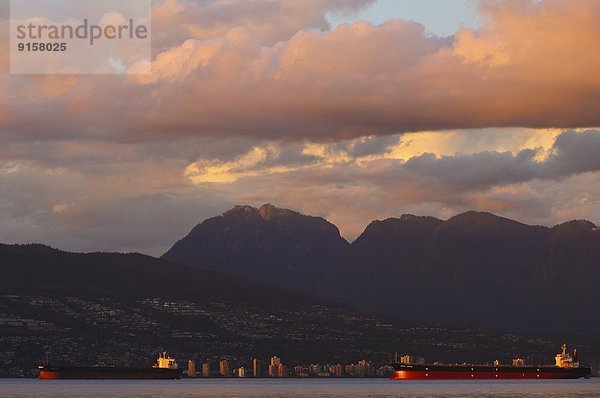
[221,204,300,221]
[399,214,418,220]
[163,204,348,293]
[552,219,598,235]
[223,204,257,215]
[446,210,530,228]
[258,203,298,220]
[451,210,497,220]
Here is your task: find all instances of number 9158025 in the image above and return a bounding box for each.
[18,42,67,51]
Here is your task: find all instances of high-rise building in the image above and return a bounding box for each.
[331,364,343,377]
[220,360,230,377]
[345,364,354,376]
[187,360,196,377]
[309,364,322,376]
[293,365,308,377]
[234,367,246,378]
[253,358,263,378]
[376,365,395,377]
[277,363,287,378]
[201,362,210,377]
[268,356,281,377]
[356,360,374,377]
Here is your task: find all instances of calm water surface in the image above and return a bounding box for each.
[1,378,599,398]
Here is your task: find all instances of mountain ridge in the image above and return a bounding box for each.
[163,204,600,334]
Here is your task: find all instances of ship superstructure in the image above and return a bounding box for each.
[154,352,179,369]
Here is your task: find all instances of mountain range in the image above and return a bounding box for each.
[2,243,569,377]
[2,204,600,376]
[0,243,392,375]
[163,204,600,334]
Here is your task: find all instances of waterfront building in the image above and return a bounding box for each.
[331,364,343,377]
[309,364,322,375]
[376,365,394,377]
[357,360,374,377]
[187,360,196,377]
[201,362,210,377]
[277,363,287,377]
[253,358,262,377]
[293,365,308,377]
[268,356,281,377]
[219,360,230,377]
[234,367,246,378]
[344,364,355,376]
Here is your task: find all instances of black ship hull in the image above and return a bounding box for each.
[38,365,182,380]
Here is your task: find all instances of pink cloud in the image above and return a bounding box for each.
[2,0,600,142]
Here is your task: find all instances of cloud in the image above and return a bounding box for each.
[3,1,600,253]
[185,146,272,183]
[180,130,600,239]
[3,0,600,141]
[184,130,600,190]
[151,0,375,51]
[0,159,231,256]
[1,128,599,253]
[399,130,600,191]
[51,202,75,215]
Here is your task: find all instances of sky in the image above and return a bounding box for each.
[1,0,600,256]
[327,0,481,36]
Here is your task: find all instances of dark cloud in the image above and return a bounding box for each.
[547,130,600,176]
[346,135,399,157]
[403,150,537,190]
[401,130,600,190]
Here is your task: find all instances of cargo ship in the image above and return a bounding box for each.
[38,352,182,380]
[391,344,591,380]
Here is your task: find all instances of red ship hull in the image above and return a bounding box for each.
[391,365,591,380]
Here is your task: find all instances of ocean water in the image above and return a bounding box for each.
[1,378,599,398]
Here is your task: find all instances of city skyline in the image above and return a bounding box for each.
[184,355,398,378]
